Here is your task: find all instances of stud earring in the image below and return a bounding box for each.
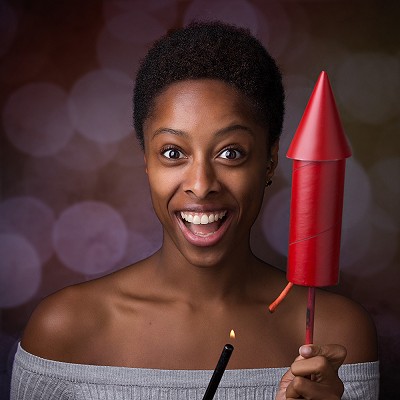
[265,179,273,187]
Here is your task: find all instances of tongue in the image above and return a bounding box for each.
[188,221,220,236]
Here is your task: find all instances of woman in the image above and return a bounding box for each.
[11,22,379,399]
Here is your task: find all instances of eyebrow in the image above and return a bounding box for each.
[151,127,189,140]
[215,124,255,138]
[151,124,254,141]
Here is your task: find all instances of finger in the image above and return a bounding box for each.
[291,355,338,383]
[276,357,305,400]
[286,376,344,400]
[299,344,347,370]
[275,368,295,400]
[285,376,312,399]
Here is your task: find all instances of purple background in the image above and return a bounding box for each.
[1,1,399,398]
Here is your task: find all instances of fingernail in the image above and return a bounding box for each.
[299,345,312,356]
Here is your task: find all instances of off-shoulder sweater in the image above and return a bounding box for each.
[10,344,379,399]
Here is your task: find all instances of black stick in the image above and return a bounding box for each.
[202,344,234,400]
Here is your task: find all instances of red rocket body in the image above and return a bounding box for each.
[286,71,352,287]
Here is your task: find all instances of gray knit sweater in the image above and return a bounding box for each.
[10,344,379,399]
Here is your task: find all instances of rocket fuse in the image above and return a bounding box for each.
[286,71,352,287]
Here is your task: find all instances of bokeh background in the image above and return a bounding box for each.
[0,0,399,398]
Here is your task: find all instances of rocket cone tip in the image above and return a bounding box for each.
[286,71,352,161]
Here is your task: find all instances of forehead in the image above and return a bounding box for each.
[145,79,260,131]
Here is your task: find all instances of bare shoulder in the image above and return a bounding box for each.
[21,258,155,362]
[21,279,104,360]
[315,288,378,363]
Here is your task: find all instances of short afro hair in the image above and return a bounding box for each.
[133,21,285,149]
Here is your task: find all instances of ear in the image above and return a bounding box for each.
[266,141,279,181]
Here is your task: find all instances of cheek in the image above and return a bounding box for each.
[146,165,180,209]
[229,168,265,204]
[246,162,268,201]
[147,181,169,225]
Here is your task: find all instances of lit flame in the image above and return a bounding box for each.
[229,329,236,340]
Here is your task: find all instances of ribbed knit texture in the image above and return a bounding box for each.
[10,344,379,399]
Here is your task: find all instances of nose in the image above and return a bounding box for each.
[183,159,220,199]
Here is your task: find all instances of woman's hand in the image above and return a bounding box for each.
[276,344,347,399]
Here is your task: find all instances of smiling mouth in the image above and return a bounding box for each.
[179,211,227,237]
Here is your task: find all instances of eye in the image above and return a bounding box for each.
[219,148,243,160]
[161,147,185,159]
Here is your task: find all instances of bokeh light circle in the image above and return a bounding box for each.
[55,133,119,172]
[2,83,74,156]
[261,187,291,256]
[10,157,98,214]
[101,166,157,231]
[341,215,398,277]
[0,196,55,264]
[342,158,372,229]
[120,230,161,267]
[340,217,373,270]
[53,201,128,275]
[369,157,400,226]
[339,159,374,272]
[0,234,41,308]
[68,69,132,143]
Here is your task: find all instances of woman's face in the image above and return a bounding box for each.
[143,79,278,267]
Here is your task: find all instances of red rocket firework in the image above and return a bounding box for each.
[287,71,352,287]
[269,71,352,344]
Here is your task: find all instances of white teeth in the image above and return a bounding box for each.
[193,215,201,225]
[180,211,227,225]
[200,215,208,224]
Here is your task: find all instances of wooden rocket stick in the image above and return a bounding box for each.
[305,287,315,344]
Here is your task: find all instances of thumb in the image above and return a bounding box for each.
[299,344,347,371]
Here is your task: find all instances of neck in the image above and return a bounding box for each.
[152,237,258,305]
